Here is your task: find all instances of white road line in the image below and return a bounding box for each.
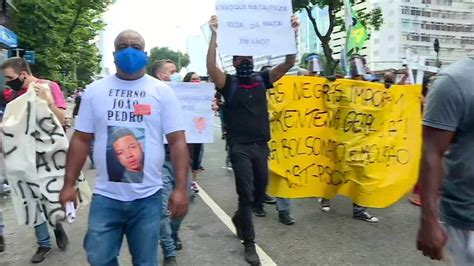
[214,124,222,128]
[198,188,277,266]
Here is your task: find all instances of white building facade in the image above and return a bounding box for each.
[368,0,474,70]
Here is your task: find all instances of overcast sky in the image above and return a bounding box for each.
[101,0,216,72]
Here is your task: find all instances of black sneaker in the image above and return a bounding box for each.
[353,211,379,223]
[174,235,182,250]
[54,223,69,250]
[31,246,51,263]
[0,235,4,252]
[163,256,177,266]
[278,212,295,225]
[253,206,266,217]
[263,194,276,204]
[319,198,331,213]
[232,214,243,240]
[244,244,260,265]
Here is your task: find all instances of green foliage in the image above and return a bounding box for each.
[146,47,190,75]
[292,0,383,74]
[11,0,112,91]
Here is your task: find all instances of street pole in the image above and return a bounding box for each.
[434,38,440,71]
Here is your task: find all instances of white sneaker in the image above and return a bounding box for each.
[319,198,331,213]
[354,211,379,223]
[191,182,200,193]
[321,206,331,213]
[2,184,10,193]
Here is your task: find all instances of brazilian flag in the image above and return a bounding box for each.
[346,5,369,55]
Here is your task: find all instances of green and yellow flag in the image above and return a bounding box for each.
[345,0,369,55]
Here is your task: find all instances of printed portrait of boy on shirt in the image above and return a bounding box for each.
[107,127,145,183]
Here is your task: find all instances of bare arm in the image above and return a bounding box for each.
[167,130,190,219]
[207,15,226,89]
[64,131,94,188]
[417,126,453,260]
[34,83,66,125]
[269,54,296,83]
[60,130,93,207]
[49,103,66,126]
[420,126,454,221]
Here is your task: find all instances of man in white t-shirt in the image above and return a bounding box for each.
[59,30,190,265]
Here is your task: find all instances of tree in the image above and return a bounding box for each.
[293,0,383,75]
[11,0,113,91]
[146,47,190,75]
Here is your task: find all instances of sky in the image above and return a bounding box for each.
[101,0,216,73]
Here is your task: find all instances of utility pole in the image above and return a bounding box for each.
[433,38,440,71]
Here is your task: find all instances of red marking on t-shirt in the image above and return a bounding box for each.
[239,82,260,90]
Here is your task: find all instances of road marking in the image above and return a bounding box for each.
[214,124,222,128]
[198,188,277,266]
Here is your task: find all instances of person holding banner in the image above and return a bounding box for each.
[60,30,189,266]
[183,71,205,193]
[417,58,474,264]
[1,58,69,263]
[207,14,299,265]
[319,55,379,223]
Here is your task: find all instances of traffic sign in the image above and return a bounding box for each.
[24,50,35,64]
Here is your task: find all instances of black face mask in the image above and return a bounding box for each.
[6,76,25,91]
[236,60,254,78]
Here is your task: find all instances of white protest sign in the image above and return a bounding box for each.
[167,82,215,144]
[216,0,297,56]
[2,84,91,227]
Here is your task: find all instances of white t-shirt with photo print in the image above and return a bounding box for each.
[76,74,185,201]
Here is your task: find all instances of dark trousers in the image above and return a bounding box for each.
[191,143,203,171]
[229,142,269,246]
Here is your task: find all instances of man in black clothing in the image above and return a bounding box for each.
[206,15,299,265]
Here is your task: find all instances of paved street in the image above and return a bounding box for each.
[0,119,446,265]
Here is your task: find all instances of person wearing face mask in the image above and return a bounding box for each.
[207,15,299,265]
[0,57,69,263]
[153,59,182,83]
[152,59,193,263]
[59,30,189,266]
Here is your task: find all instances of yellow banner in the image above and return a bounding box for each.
[267,76,422,208]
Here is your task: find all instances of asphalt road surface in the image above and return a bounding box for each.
[0,118,446,265]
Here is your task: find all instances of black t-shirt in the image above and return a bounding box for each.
[219,71,273,145]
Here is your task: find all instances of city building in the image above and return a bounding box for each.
[368,0,474,70]
[304,0,474,72]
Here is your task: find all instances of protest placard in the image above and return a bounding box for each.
[2,85,91,226]
[215,0,297,56]
[267,76,422,208]
[167,82,215,144]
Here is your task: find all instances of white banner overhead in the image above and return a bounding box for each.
[215,0,297,56]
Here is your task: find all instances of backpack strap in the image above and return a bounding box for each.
[254,73,266,89]
[227,73,266,103]
[228,75,239,103]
